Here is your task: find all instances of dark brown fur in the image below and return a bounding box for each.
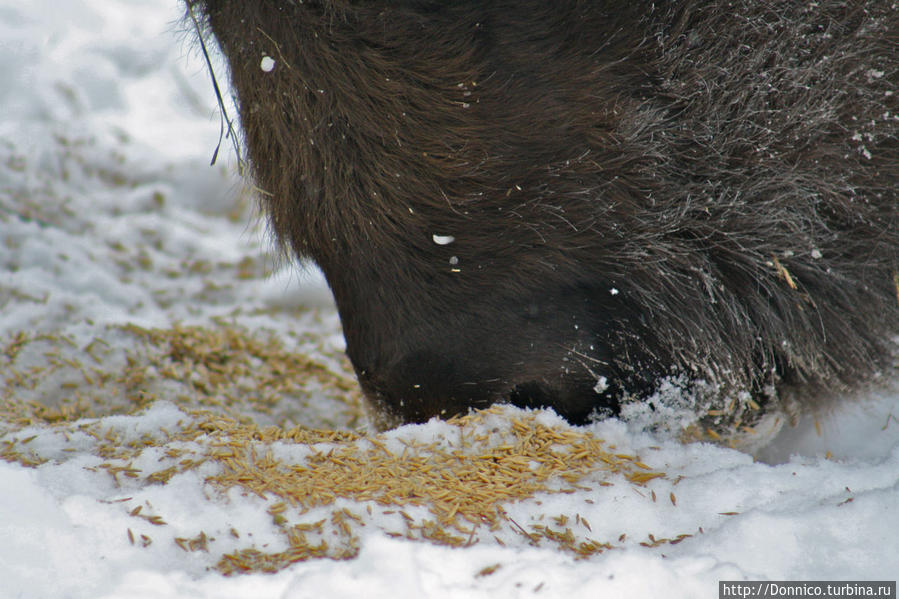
[186,0,898,431]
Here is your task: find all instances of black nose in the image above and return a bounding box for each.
[358,348,500,423]
[347,284,654,426]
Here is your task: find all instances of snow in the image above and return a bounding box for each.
[1,2,898,598]
[432,234,456,245]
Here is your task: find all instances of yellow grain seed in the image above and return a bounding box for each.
[628,471,665,485]
[268,502,288,514]
[772,255,798,289]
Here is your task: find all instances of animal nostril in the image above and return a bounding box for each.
[509,376,623,425]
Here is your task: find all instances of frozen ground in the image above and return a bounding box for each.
[1,2,897,598]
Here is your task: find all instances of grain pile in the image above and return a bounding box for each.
[198,407,670,574]
[1,322,684,575]
[1,319,363,430]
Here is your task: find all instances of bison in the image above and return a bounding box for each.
[185,0,898,438]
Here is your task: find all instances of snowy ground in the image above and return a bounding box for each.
[1,2,898,598]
